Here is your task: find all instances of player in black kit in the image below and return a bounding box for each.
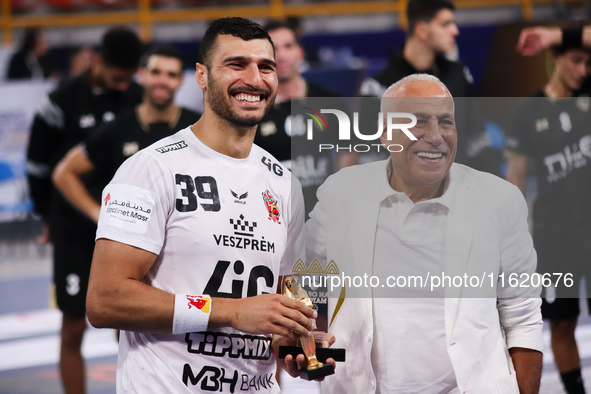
[25,27,143,394]
[255,20,351,215]
[53,45,200,224]
[358,0,501,174]
[506,39,591,394]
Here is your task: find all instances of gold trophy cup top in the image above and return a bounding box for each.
[283,276,322,370]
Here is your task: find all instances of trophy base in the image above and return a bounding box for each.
[299,363,335,381]
[278,346,346,362]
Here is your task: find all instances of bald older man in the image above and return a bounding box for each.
[305,74,543,394]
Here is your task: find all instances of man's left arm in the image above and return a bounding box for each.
[497,184,543,393]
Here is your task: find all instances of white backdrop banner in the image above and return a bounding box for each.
[0,80,55,222]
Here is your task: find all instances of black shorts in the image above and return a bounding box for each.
[542,298,591,320]
[534,226,591,299]
[52,231,95,317]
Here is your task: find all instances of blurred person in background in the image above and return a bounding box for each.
[256,20,353,215]
[358,0,502,175]
[359,0,467,98]
[53,45,201,225]
[25,26,143,394]
[507,32,591,394]
[6,28,54,80]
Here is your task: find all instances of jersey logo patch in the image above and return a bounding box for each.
[259,121,277,137]
[230,214,256,236]
[186,295,210,313]
[155,140,188,153]
[535,118,549,133]
[231,190,248,204]
[79,114,96,129]
[100,184,155,234]
[122,141,139,156]
[262,189,281,224]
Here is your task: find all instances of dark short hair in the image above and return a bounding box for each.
[264,19,302,46]
[101,26,143,69]
[406,0,455,36]
[199,17,274,67]
[552,25,590,56]
[140,45,184,68]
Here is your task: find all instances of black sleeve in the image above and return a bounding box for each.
[6,53,30,80]
[26,95,65,219]
[505,99,534,158]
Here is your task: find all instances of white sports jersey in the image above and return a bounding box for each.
[96,127,304,393]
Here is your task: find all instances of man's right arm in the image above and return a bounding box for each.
[87,238,315,340]
[52,145,100,223]
[517,26,591,56]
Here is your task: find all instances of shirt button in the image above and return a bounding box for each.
[369,381,375,389]
[365,332,372,342]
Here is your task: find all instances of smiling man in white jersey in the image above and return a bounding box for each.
[86,17,320,392]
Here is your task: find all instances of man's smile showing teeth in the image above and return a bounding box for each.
[235,93,261,102]
[416,151,443,159]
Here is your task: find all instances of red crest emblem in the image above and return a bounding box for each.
[186,295,210,313]
[104,193,111,206]
[262,189,281,224]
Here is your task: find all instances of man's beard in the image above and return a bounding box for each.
[207,73,275,128]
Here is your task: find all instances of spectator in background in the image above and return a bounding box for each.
[6,28,54,80]
[517,25,591,96]
[25,26,143,394]
[53,45,200,224]
[256,20,353,215]
[358,0,502,175]
[507,35,591,394]
[359,0,468,98]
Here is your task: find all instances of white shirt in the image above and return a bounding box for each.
[96,127,304,393]
[370,163,458,393]
[308,161,542,394]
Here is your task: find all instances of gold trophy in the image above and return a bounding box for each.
[281,276,336,380]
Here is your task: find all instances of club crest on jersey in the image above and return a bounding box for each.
[186,295,210,313]
[262,189,281,224]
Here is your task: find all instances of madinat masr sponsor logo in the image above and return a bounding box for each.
[304,107,418,153]
[103,192,151,222]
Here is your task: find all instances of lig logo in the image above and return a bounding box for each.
[304,108,418,153]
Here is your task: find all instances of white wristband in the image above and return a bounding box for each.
[172,294,211,334]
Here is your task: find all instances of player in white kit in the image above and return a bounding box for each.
[86,17,318,393]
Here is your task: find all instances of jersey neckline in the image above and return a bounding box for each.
[181,127,256,168]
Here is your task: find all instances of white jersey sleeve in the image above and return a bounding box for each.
[96,149,173,255]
